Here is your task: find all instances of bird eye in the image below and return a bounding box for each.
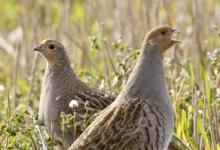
[48,44,55,49]
[161,31,166,35]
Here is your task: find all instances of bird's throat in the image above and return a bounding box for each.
[122,45,169,102]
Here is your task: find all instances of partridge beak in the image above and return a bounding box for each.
[171,28,181,43]
[33,44,43,52]
[171,39,182,43]
[171,28,181,33]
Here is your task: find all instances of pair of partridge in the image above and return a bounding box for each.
[33,40,116,149]
[34,25,181,150]
[68,25,181,150]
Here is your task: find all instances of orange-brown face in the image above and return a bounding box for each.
[33,39,66,64]
[144,25,181,53]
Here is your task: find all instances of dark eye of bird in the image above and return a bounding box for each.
[49,44,55,49]
[161,31,166,35]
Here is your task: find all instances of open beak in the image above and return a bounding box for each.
[171,28,181,33]
[171,28,181,43]
[33,44,43,52]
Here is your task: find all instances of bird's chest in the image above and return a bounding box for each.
[43,83,67,106]
[42,85,74,132]
[41,83,57,114]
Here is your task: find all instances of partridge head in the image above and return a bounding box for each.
[143,25,181,53]
[33,39,69,65]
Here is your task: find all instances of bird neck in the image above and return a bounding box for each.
[122,44,169,103]
[45,61,78,82]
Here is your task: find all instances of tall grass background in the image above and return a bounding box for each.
[0,0,219,149]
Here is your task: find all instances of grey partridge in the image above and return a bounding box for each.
[68,25,181,150]
[33,39,115,149]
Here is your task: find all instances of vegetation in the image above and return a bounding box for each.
[0,0,219,149]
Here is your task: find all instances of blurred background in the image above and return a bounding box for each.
[0,0,219,149]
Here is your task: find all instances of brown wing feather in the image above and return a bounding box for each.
[69,99,167,150]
